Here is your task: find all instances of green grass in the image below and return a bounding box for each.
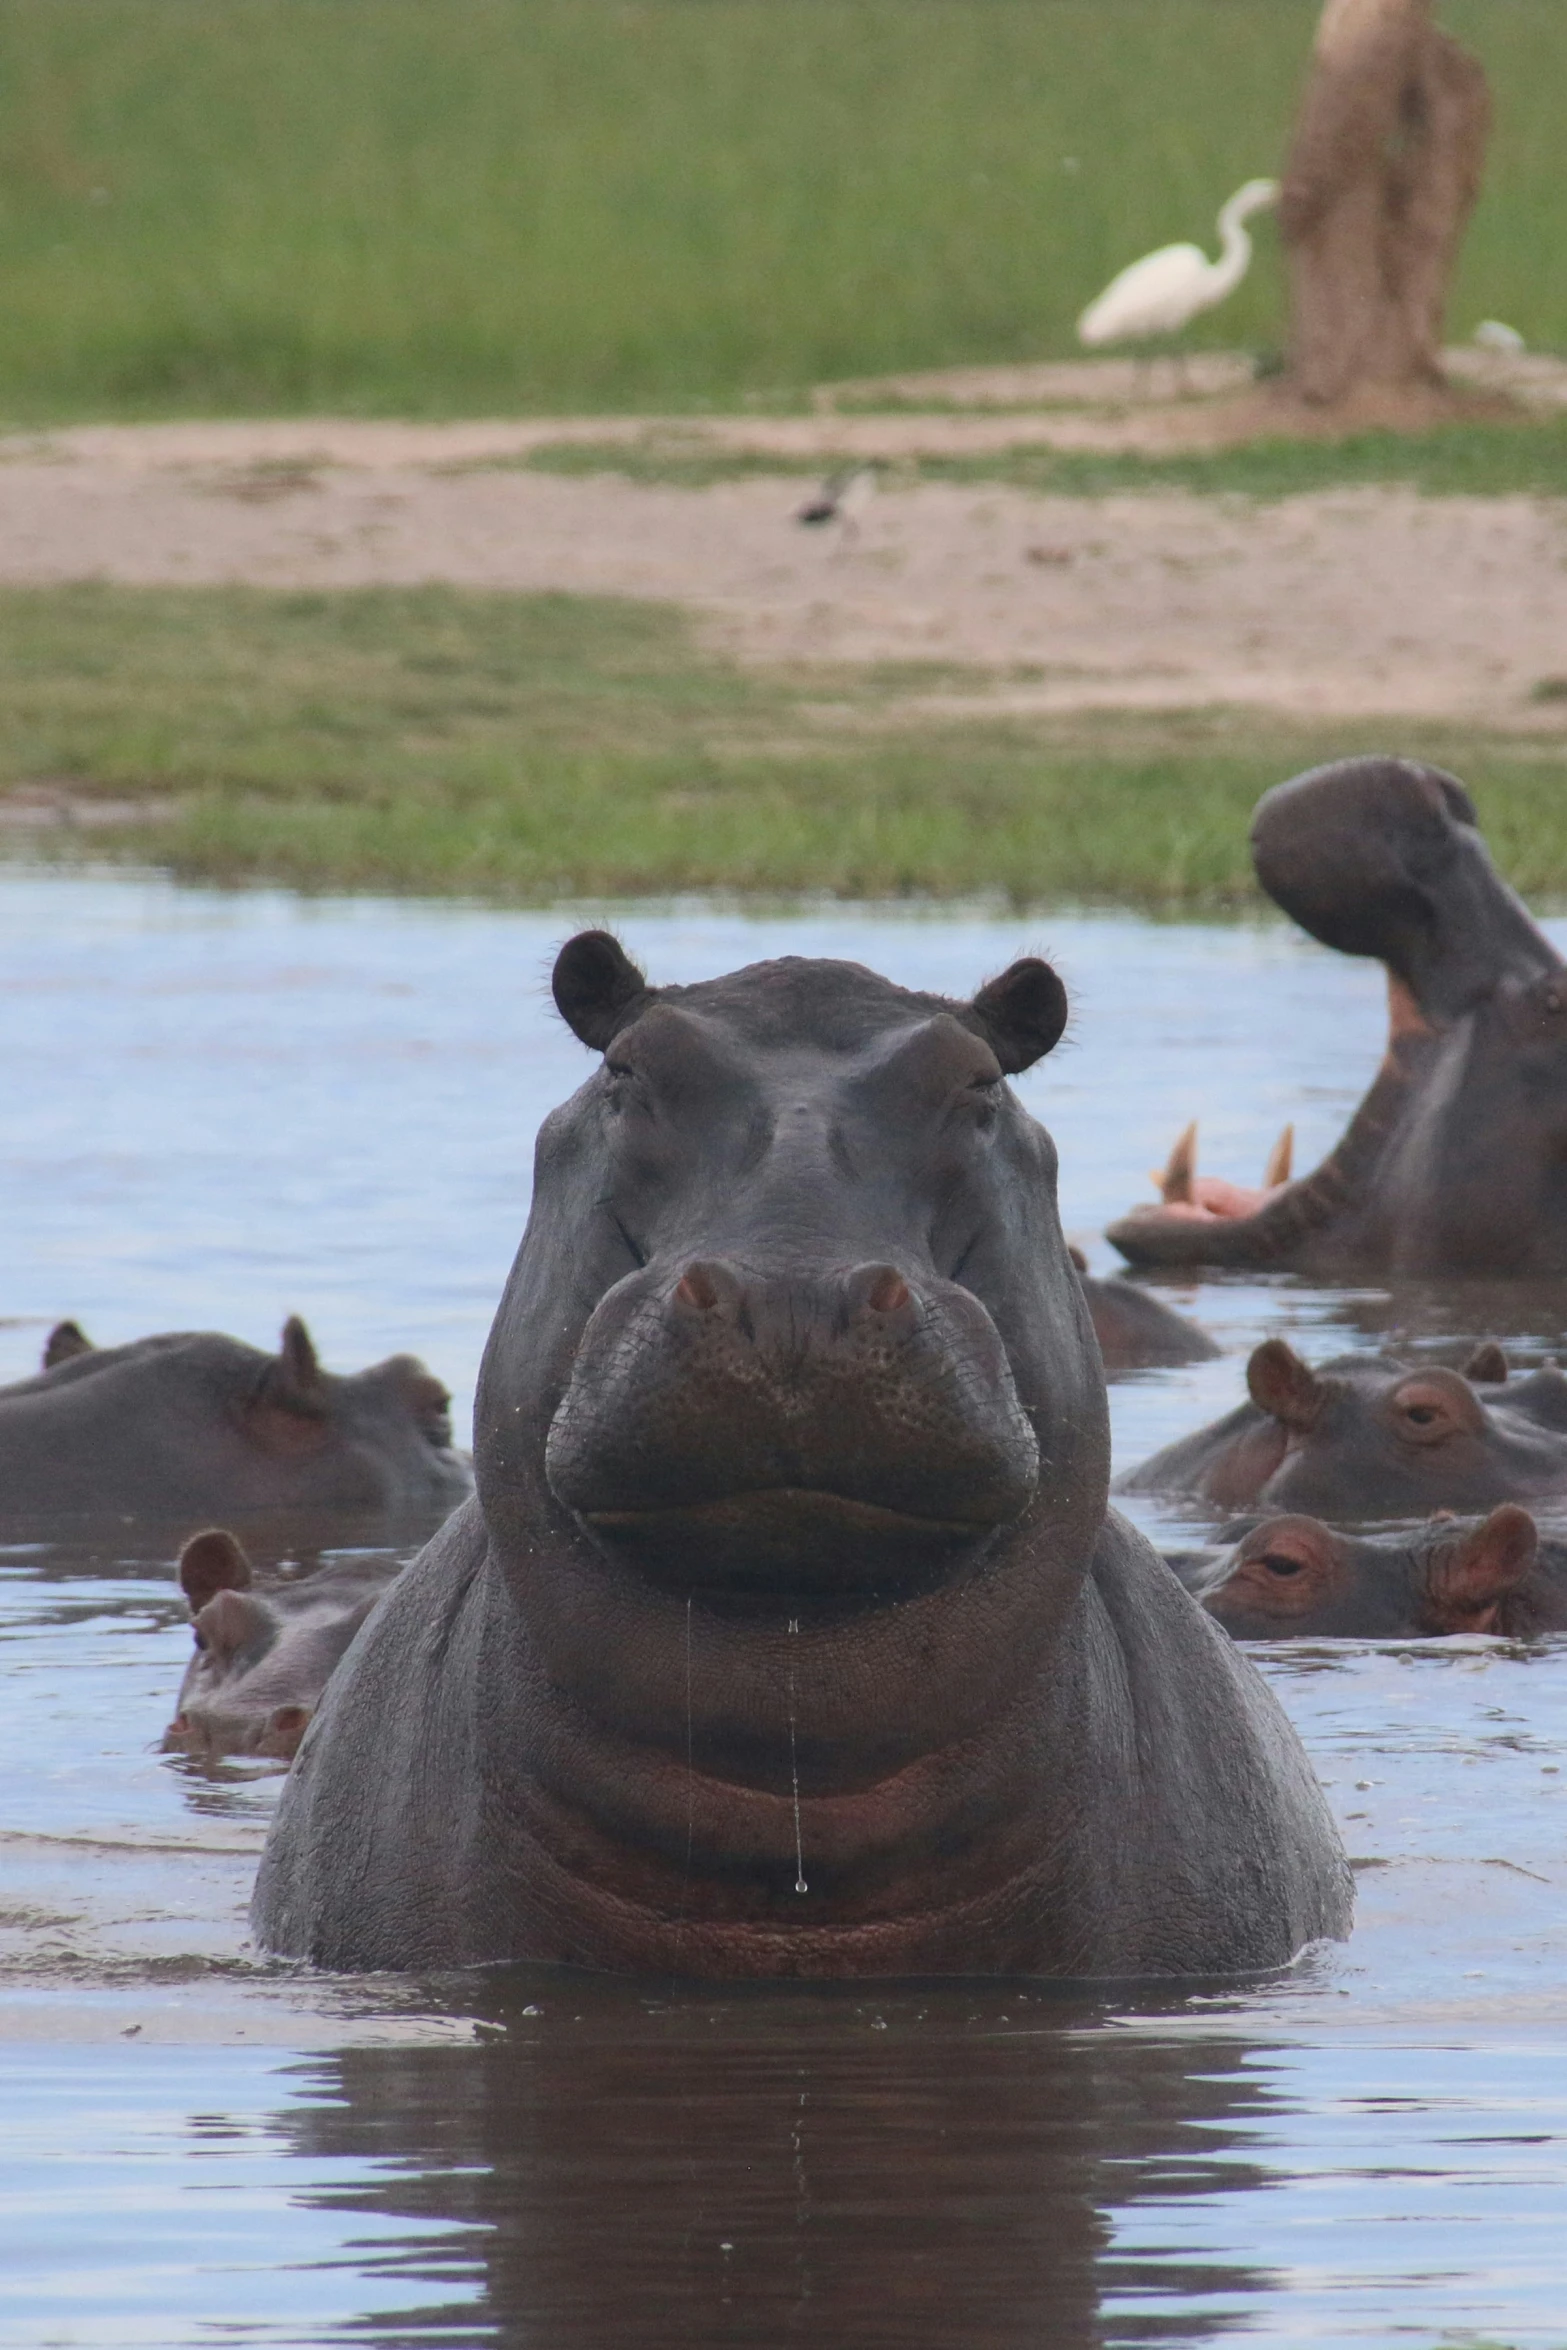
[523,417,1567,500]
[6,583,1567,908]
[0,0,1560,422]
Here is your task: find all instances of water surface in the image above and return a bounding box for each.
[2,871,1564,2347]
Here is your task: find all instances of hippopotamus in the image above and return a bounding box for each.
[1191,1506,1567,1640]
[1119,1338,1567,1520]
[0,1317,471,1528]
[163,1528,401,1764]
[253,934,1349,1978]
[1108,757,1567,1278]
[1069,1252,1218,1373]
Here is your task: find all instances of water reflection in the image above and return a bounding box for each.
[279,1982,1280,2350]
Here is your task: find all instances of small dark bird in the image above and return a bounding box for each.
[796,464,877,540]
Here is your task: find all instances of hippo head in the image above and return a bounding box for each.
[164,1528,394,1765]
[478,936,1105,1616]
[163,1530,312,1763]
[15,1316,472,1525]
[1200,1505,1542,1640]
[1109,758,1567,1277]
[1216,1339,1567,1520]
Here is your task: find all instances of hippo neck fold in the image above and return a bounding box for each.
[478,1532,1095,1970]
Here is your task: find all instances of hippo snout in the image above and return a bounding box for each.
[544,1256,1039,1597]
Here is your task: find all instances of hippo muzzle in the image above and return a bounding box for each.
[545,1256,1040,1599]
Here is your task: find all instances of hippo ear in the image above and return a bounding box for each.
[43,1320,93,1369]
[1426,1504,1537,1631]
[256,1316,329,1419]
[1463,1341,1508,1384]
[179,1527,254,1613]
[553,931,653,1053]
[1247,1339,1328,1433]
[965,958,1068,1074]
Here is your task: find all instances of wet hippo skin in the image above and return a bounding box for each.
[254,936,1349,1978]
[1120,1340,1567,1520]
[1193,1506,1567,1641]
[1069,1252,1219,1373]
[0,1317,472,1528]
[163,1528,401,1765]
[1109,757,1567,1277]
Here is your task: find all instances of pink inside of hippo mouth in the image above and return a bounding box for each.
[1127,975,1438,1229]
[1128,1118,1296,1226]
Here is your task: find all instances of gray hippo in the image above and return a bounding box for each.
[1109,757,1567,1277]
[1069,1251,1218,1373]
[0,1317,471,1527]
[1191,1506,1567,1641]
[164,1528,401,1764]
[253,935,1349,1978]
[1119,1339,1567,1520]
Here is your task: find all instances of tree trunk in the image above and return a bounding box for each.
[1281,0,1489,406]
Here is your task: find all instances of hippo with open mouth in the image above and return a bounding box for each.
[253,936,1349,1978]
[1109,756,1567,1277]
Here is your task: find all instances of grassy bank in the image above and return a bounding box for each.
[0,0,1560,421]
[525,417,1567,501]
[5,584,1566,908]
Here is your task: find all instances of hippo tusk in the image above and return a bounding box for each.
[1151,1121,1197,1205]
[1263,1124,1294,1189]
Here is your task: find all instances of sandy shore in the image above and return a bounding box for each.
[1,396,1564,727]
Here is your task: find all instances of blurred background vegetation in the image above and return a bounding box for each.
[0,0,1558,421]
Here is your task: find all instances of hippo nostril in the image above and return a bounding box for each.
[842,1263,916,1324]
[675,1265,723,1313]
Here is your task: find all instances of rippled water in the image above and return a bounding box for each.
[2,869,1565,2348]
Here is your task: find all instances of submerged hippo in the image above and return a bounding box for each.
[254,934,1349,1978]
[1069,1251,1219,1373]
[1109,757,1567,1277]
[164,1528,401,1764]
[1192,1506,1567,1641]
[0,1317,471,1527]
[1120,1339,1567,1520]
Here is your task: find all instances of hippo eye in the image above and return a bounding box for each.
[1259,1553,1304,1578]
[1404,1403,1439,1427]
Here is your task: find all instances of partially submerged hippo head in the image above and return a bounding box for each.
[1196,1505,1566,1640]
[164,1527,399,1765]
[0,1316,472,1529]
[482,932,1100,1606]
[1109,757,1567,1278]
[1120,1337,1567,1520]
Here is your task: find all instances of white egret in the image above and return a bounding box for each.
[1077,178,1280,352]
